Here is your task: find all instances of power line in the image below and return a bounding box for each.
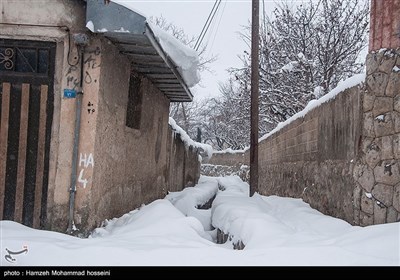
[194,0,218,51]
[194,0,222,51]
[207,0,227,56]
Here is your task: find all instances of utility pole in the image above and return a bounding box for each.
[250,0,259,196]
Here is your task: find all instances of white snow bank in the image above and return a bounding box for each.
[216,175,249,196]
[1,174,399,266]
[166,176,219,231]
[169,117,213,160]
[1,200,214,266]
[258,73,366,143]
[149,23,201,88]
[212,180,400,265]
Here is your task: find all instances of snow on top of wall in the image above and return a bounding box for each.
[169,117,213,160]
[149,23,201,88]
[213,148,247,155]
[258,73,366,143]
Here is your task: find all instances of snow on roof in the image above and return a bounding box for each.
[111,0,146,17]
[169,117,213,160]
[149,23,201,88]
[112,1,200,88]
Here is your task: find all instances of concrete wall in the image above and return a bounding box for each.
[1,0,201,234]
[256,50,400,226]
[258,86,362,223]
[209,50,400,226]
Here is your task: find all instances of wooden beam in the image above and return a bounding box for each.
[0,82,11,219]
[33,85,48,228]
[14,83,30,223]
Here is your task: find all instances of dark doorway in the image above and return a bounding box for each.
[0,39,55,228]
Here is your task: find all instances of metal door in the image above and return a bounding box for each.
[0,39,55,228]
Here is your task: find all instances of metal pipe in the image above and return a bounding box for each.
[67,46,85,234]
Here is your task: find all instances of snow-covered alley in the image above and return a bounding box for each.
[1,176,399,266]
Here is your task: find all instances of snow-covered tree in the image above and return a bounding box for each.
[151,16,217,140]
[209,0,369,149]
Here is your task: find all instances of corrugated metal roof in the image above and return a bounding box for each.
[86,0,193,102]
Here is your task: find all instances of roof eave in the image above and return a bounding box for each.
[85,0,193,102]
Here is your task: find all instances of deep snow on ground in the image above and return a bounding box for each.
[1,176,399,266]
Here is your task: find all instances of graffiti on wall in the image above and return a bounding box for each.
[65,65,79,90]
[78,153,94,188]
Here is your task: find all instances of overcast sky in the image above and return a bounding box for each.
[119,0,369,101]
[119,0,260,100]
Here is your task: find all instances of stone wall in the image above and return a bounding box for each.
[201,151,249,182]
[201,164,249,182]
[206,151,249,166]
[354,49,400,225]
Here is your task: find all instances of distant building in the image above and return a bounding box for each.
[0,0,203,234]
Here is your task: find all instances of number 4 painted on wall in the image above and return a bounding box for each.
[78,169,89,188]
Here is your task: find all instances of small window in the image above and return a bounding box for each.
[126,72,143,129]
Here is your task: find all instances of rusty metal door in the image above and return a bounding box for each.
[0,39,55,228]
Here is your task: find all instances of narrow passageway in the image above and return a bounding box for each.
[1,175,399,266]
